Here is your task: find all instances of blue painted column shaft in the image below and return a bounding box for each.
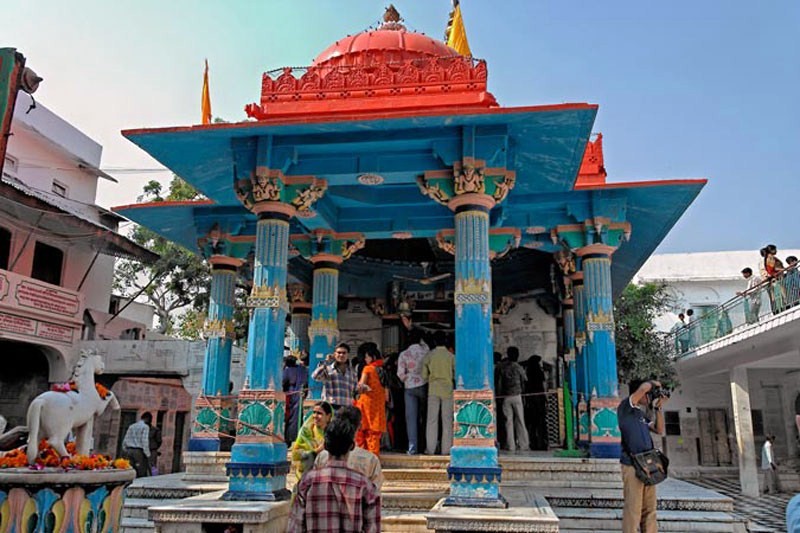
[289,309,311,355]
[578,244,621,459]
[189,255,240,452]
[308,261,340,400]
[571,272,590,447]
[225,206,292,501]
[563,302,576,408]
[447,197,504,508]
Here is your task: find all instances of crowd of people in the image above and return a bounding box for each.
[282,331,552,460]
[671,244,800,353]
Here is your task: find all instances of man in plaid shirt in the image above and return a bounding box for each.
[288,416,381,532]
[311,342,358,410]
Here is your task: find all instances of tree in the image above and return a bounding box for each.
[114,177,210,335]
[614,282,678,389]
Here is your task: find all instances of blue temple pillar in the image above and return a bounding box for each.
[288,283,311,356]
[224,203,296,500]
[572,270,590,448]
[562,299,576,407]
[189,254,242,452]
[446,193,505,508]
[290,232,364,408]
[307,259,341,401]
[577,243,621,458]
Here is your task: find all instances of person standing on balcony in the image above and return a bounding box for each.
[761,245,786,314]
[685,309,699,348]
[738,268,762,324]
[422,330,454,455]
[671,313,688,353]
[762,434,780,494]
[396,329,429,455]
[784,256,800,307]
[312,342,358,411]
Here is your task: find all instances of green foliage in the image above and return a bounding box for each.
[614,282,678,389]
[115,177,209,335]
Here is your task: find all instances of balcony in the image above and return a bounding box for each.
[666,264,800,372]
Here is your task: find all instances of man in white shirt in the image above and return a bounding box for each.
[762,434,779,494]
[396,329,429,455]
[739,268,762,324]
[122,412,152,477]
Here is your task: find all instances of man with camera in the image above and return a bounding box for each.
[618,380,670,533]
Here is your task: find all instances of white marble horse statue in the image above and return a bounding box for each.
[26,350,120,464]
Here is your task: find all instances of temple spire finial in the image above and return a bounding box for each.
[380,4,405,30]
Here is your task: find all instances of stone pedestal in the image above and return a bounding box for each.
[183,451,231,482]
[0,468,135,533]
[150,490,290,533]
[425,496,559,532]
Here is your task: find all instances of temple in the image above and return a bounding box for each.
[115,7,704,509]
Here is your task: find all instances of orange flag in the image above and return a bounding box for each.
[201,59,211,125]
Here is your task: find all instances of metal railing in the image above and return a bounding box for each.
[665,263,800,359]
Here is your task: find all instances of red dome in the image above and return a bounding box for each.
[312,28,459,69]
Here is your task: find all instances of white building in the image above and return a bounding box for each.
[0,91,158,425]
[636,250,800,495]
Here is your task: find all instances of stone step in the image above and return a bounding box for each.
[382,468,448,482]
[381,512,429,532]
[506,478,733,513]
[381,491,447,511]
[553,507,744,532]
[120,516,155,533]
[122,498,186,520]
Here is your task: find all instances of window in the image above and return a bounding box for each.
[3,154,18,177]
[664,411,681,436]
[31,241,64,286]
[0,227,10,270]
[82,310,96,341]
[51,180,68,198]
[751,409,764,437]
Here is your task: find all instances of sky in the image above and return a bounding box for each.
[4,0,799,253]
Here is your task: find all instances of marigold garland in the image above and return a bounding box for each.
[0,440,130,470]
[50,381,111,399]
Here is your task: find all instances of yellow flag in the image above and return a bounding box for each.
[446,1,472,57]
[201,59,212,125]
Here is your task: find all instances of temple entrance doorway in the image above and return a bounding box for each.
[0,340,50,427]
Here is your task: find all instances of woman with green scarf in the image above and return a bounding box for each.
[290,401,333,481]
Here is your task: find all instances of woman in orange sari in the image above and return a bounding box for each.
[355,343,387,456]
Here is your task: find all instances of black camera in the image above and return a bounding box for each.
[647,386,671,403]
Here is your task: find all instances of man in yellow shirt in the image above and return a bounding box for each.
[422,331,455,455]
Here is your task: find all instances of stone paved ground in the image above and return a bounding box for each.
[687,476,793,533]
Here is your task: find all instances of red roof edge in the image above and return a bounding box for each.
[112,199,215,212]
[574,178,708,191]
[121,103,599,138]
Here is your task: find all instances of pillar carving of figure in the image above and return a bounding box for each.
[189,254,242,452]
[576,243,621,458]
